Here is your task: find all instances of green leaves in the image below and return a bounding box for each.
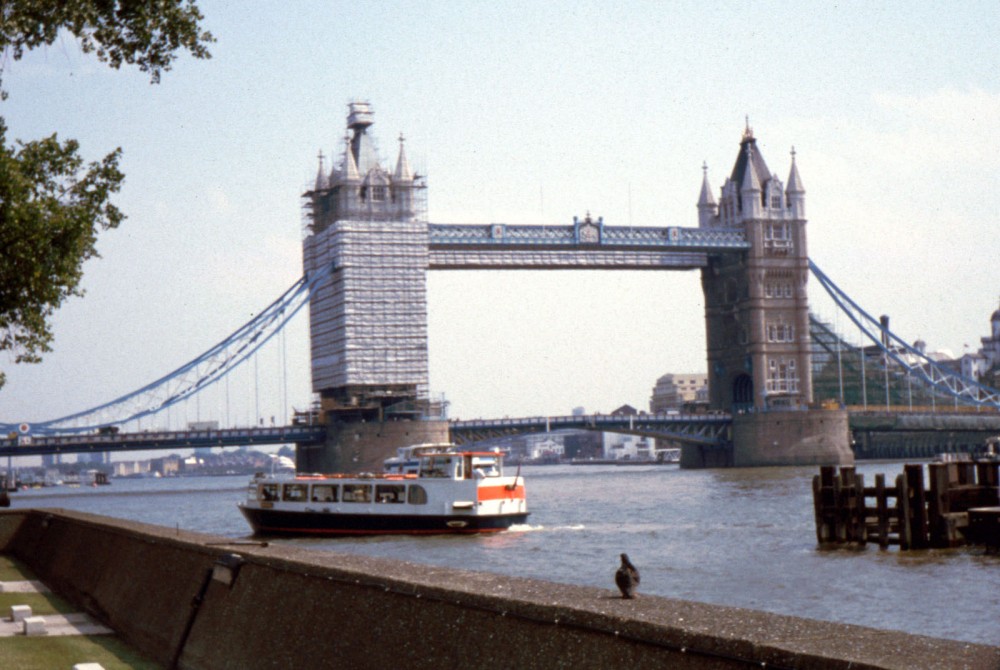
[0,0,215,84]
[0,119,125,384]
[0,1,213,389]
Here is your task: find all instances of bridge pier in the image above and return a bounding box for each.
[681,409,853,469]
[730,409,853,467]
[295,419,450,474]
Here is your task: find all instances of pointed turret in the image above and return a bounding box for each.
[697,162,717,227]
[394,133,413,182]
[740,143,763,218]
[314,150,328,191]
[786,147,805,219]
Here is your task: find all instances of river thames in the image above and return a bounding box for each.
[7,460,999,646]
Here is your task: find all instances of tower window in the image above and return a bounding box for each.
[766,322,795,343]
[766,357,800,394]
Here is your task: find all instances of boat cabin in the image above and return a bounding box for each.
[418,451,503,479]
[252,479,430,507]
[248,451,506,508]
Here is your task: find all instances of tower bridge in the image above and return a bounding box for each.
[5,102,998,469]
[299,103,848,471]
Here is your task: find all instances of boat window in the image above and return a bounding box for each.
[282,483,308,502]
[311,484,338,502]
[343,484,371,503]
[259,484,278,501]
[472,456,501,477]
[407,485,428,505]
[420,456,450,478]
[376,484,405,504]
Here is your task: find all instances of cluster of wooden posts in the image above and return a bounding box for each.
[812,462,1000,551]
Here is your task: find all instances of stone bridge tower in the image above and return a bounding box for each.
[694,124,850,467]
[699,124,812,413]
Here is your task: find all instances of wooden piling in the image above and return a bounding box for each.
[814,462,1000,551]
[874,473,889,549]
[903,464,929,549]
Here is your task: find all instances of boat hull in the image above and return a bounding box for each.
[239,505,529,537]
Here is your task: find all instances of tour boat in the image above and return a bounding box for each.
[239,446,528,536]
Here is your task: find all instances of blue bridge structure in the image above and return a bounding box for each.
[3,104,999,469]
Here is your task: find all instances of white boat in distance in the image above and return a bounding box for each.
[239,445,528,536]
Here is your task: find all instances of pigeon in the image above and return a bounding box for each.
[615,553,640,599]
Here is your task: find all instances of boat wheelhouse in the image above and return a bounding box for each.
[239,447,527,536]
[382,442,456,475]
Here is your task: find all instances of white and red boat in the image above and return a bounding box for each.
[239,446,528,536]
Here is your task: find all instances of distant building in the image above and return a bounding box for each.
[962,299,1000,385]
[41,453,62,467]
[113,461,150,477]
[78,451,110,466]
[562,431,602,459]
[649,373,708,412]
[151,456,181,476]
[602,433,653,460]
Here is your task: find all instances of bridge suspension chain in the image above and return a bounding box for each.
[809,260,1000,410]
[6,264,334,435]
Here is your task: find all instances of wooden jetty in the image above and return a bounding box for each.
[812,462,1000,551]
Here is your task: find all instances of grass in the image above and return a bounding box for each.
[0,555,37,581]
[0,636,162,670]
[1,554,164,669]
[0,591,77,616]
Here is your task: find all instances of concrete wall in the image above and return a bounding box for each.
[1,509,996,670]
[296,418,449,473]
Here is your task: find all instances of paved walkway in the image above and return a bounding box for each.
[1,579,113,637]
[0,611,114,637]
[0,580,50,593]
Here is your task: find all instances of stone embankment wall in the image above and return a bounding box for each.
[1,509,997,670]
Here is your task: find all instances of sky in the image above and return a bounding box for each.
[1,1,999,435]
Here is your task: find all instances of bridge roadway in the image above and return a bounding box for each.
[449,412,732,446]
[3,410,997,460]
[0,425,328,458]
[1,413,733,459]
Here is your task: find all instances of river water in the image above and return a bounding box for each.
[7,461,999,646]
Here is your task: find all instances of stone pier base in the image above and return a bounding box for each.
[296,419,450,474]
[681,409,854,469]
[732,409,854,467]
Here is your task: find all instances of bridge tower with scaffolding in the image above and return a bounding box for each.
[299,102,448,472]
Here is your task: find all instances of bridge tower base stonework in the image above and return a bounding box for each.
[297,419,450,474]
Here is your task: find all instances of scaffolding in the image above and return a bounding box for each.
[301,103,431,413]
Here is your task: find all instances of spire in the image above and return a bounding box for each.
[741,143,761,194]
[786,146,805,219]
[314,150,327,190]
[343,133,359,181]
[740,143,763,219]
[786,146,805,194]
[698,162,717,228]
[698,162,716,206]
[394,132,413,181]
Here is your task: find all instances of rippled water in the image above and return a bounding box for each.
[8,462,999,645]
